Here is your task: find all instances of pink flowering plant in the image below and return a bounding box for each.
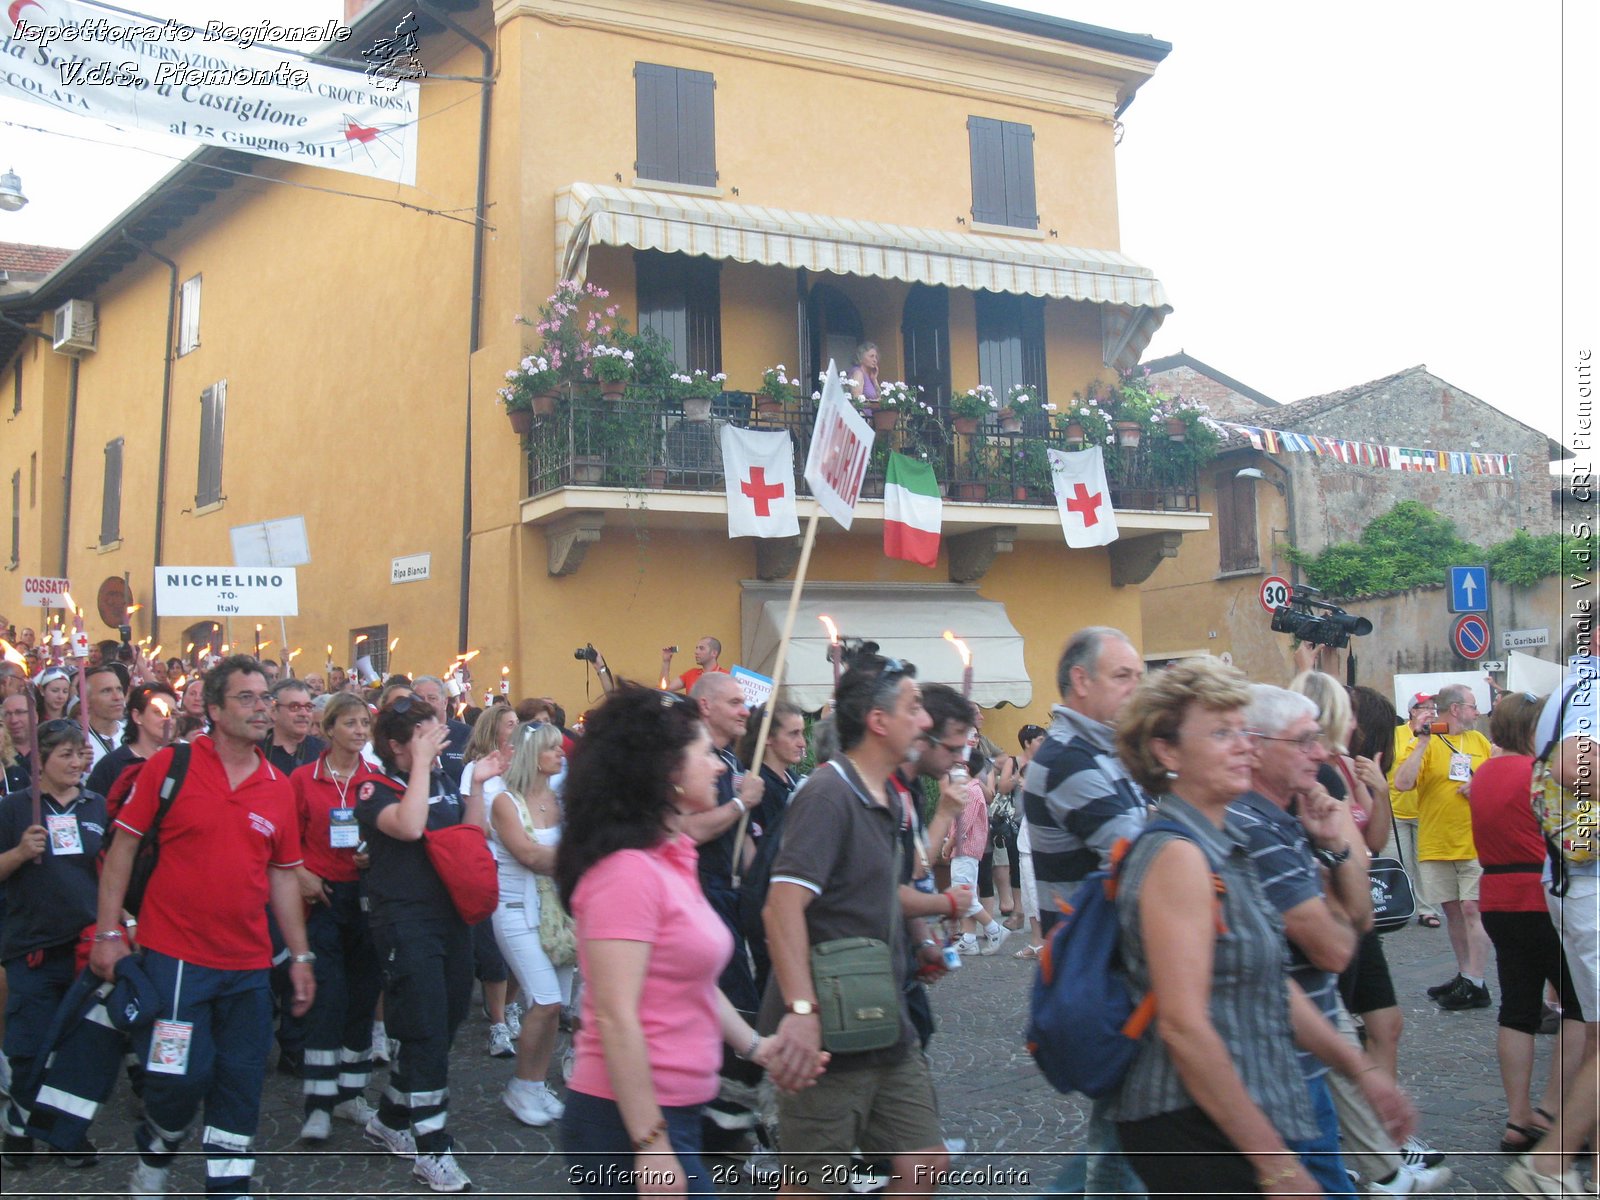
[514,279,627,386]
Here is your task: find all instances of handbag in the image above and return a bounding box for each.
[1368,855,1416,934]
[535,874,576,967]
[422,823,498,925]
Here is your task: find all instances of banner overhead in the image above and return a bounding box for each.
[0,0,419,185]
[802,361,874,530]
[156,567,299,616]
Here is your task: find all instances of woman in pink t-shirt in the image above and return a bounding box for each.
[555,686,798,1197]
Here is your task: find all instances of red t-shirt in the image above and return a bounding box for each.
[292,755,379,885]
[680,664,728,694]
[115,736,303,970]
[1466,754,1545,912]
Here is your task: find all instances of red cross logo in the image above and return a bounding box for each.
[344,120,380,145]
[740,467,786,517]
[1065,482,1103,527]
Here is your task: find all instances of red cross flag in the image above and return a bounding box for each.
[720,425,800,538]
[1048,447,1120,548]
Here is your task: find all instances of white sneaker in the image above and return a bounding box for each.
[363,1114,416,1159]
[300,1109,332,1142]
[1505,1153,1582,1198]
[488,1023,516,1059]
[1399,1163,1454,1193]
[1400,1135,1444,1170]
[533,1086,565,1121]
[503,1002,524,1040]
[503,1082,555,1127]
[413,1149,472,1193]
[332,1095,377,1126]
[129,1159,170,1198]
[370,1023,390,1063]
[980,925,1012,955]
[957,936,980,956]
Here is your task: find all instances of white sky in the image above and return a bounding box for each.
[0,0,1592,448]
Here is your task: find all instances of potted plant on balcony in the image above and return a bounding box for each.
[757,365,797,419]
[1056,393,1112,450]
[950,385,998,435]
[1001,437,1053,501]
[1149,396,1221,491]
[498,353,559,435]
[591,344,635,401]
[873,380,920,432]
[1108,369,1160,448]
[671,369,727,422]
[998,384,1047,433]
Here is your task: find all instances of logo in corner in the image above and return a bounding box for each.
[7,0,44,26]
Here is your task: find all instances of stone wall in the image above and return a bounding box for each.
[1146,363,1276,423]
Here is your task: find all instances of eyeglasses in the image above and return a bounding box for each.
[920,732,968,755]
[1196,727,1254,746]
[228,692,272,708]
[1249,731,1323,753]
[279,701,315,714]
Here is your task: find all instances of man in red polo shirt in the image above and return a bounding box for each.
[90,655,315,1200]
[662,635,727,694]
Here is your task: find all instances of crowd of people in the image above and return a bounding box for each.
[0,612,1594,1198]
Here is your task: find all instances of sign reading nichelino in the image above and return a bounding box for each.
[1,0,419,185]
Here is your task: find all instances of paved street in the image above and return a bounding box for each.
[6,919,1568,1197]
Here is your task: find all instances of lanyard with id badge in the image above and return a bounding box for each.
[148,960,192,1075]
[45,811,84,856]
[1437,734,1474,784]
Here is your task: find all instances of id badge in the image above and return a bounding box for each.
[1448,752,1472,783]
[329,807,359,849]
[45,813,84,855]
[147,1019,195,1075]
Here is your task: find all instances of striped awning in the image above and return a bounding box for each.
[556,182,1171,370]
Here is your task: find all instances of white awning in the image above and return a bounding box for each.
[739,582,1032,712]
[556,182,1171,370]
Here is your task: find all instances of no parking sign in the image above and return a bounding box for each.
[1452,614,1490,661]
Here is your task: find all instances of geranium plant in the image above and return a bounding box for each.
[670,369,727,401]
[590,344,635,385]
[951,385,999,422]
[1004,383,1054,418]
[760,365,798,405]
[876,380,922,409]
[499,353,557,413]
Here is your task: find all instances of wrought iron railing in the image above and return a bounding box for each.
[524,390,1199,512]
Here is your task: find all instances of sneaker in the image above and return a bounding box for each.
[56,1138,98,1168]
[1505,1153,1583,1198]
[533,1086,566,1121]
[413,1149,472,1193]
[1437,978,1492,1010]
[1401,1135,1447,1170]
[1368,1162,1454,1194]
[1539,1001,1563,1035]
[488,1023,516,1059]
[332,1095,378,1126]
[371,1023,390,1063]
[300,1109,332,1142]
[503,1082,555,1127]
[957,936,980,956]
[1427,974,1465,999]
[129,1159,171,1198]
[504,1002,524,1040]
[980,925,1012,955]
[363,1114,417,1159]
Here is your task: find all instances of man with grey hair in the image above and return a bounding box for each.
[262,679,324,776]
[411,675,473,790]
[1020,626,1147,1200]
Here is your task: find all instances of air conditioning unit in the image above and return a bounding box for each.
[52,299,97,355]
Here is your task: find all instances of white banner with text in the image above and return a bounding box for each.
[156,566,299,616]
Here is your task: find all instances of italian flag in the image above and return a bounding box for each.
[883,452,942,567]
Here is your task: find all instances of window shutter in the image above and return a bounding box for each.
[1216,472,1259,572]
[676,68,717,187]
[8,469,17,566]
[10,359,20,416]
[634,63,678,181]
[178,275,202,355]
[968,117,1007,224]
[197,381,226,507]
[100,437,123,545]
[1001,122,1038,228]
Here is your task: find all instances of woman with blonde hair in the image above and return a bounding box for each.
[460,702,520,1058]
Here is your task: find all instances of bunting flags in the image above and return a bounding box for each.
[1217,422,1514,477]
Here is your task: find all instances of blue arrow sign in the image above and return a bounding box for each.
[1449,565,1489,613]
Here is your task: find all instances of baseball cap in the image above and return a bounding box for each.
[106,956,163,1032]
[1409,692,1434,711]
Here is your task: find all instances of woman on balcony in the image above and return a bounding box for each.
[844,341,879,404]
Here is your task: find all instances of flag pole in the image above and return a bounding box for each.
[731,501,822,885]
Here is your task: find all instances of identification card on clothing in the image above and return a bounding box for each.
[45,813,83,855]
[147,1019,194,1074]
[329,807,359,849]
[1448,752,1472,783]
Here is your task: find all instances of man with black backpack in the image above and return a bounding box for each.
[89,655,315,1200]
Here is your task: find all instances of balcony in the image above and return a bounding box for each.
[520,391,1209,581]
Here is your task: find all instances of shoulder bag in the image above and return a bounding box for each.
[505,789,576,967]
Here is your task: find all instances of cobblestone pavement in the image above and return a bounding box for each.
[4,920,1571,1197]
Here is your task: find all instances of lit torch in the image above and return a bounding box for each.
[500,664,510,695]
[819,614,842,689]
[2,637,43,833]
[943,630,973,699]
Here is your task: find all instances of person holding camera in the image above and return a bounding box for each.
[1394,683,1493,1009]
[662,637,725,695]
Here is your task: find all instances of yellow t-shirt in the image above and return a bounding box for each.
[1412,729,1492,861]
[1389,725,1420,820]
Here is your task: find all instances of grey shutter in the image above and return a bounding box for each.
[197,381,226,506]
[1001,122,1038,228]
[8,470,17,565]
[676,68,717,187]
[635,63,678,181]
[968,117,1007,224]
[100,437,123,545]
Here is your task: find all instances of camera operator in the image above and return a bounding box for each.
[662,636,726,695]
[572,645,616,694]
[1393,684,1493,1009]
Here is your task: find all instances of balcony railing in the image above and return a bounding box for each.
[524,390,1199,513]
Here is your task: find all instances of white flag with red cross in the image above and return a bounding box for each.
[1048,447,1120,548]
[721,425,800,538]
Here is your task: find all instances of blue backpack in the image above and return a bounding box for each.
[1026,819,1224,1098]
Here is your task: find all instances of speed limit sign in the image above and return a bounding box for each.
[1259,576,1291,613]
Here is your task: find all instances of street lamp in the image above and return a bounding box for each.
[0,168,27,212]
[1236,463,1297,583]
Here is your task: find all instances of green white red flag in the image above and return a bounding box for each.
[883,452,941,567]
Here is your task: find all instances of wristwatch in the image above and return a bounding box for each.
[1314,844,1352,869]
[290,951,317,964]
[784,999,817,1016]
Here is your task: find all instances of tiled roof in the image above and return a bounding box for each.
[1141,351,1280,408]
[0,242,73,275]
[1274,364,1430,425]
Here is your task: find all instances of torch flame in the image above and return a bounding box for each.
[288,648,302,661]
[389,638,400,653]
[942,630,971,668]
[61,592,77,614]
[500,664,510,676]
[150,696,171,718]
[818,614,839,645]
[127,604,142,616]
[0,638,27,669]
[355,635,368,646]
[459,649,480,664]
[185,643,195,654]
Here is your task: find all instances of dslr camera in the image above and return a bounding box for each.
[573,644,599,663]
[1270,584,1373,649]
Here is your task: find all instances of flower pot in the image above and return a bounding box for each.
[683,396,714,423]
[952,416,980,436]
[572,455,605,484]
[872,408,901,433]
[1114,420,1143,448]
[1012,485,1030,502]
[531,392,557,418]
[507,408,534,436]
[600,382,627,402]
[1064,421,1086,449]
[953,482,988,502]
[1165,417,1187,442]
[756,396,784,417]
[998,409,1023,433]
[644,467,668,488]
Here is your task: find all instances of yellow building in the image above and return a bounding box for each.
[1,0,1197,744]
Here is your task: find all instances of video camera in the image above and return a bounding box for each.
[1270,585,1373,649]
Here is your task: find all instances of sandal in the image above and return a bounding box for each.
[1013,944,1041,960]
[1418,914,1442,928]
[1500,1122,1549,1153]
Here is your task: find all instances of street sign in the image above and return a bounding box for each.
[155,567,299,617]
[20,576,70,607]
[1448,565,1489,613]
[1259,575,1292,613]
[391,553,431,585]
[1452,613,1490,661]
[1502,627,1549,650]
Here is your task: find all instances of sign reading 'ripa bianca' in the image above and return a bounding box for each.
[156,567,299,616]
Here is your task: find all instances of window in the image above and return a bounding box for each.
[178,274,202,355]
[182,620,222,663]
[7,469,17,567]
[28,453,36,508]
[634,62,716,187]
[10,358,19,416]
[968,116,1038,229]
[351,624,390,678]
[636,251,722,373]
[197,380,226,507]
[804,284,864,392]
[975,292,1047,426]
[100,437,123,546]
[1214,469,1260,573]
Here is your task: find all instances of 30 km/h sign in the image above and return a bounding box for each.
[1453,613,1491,661]
[1259,576,1292,613]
